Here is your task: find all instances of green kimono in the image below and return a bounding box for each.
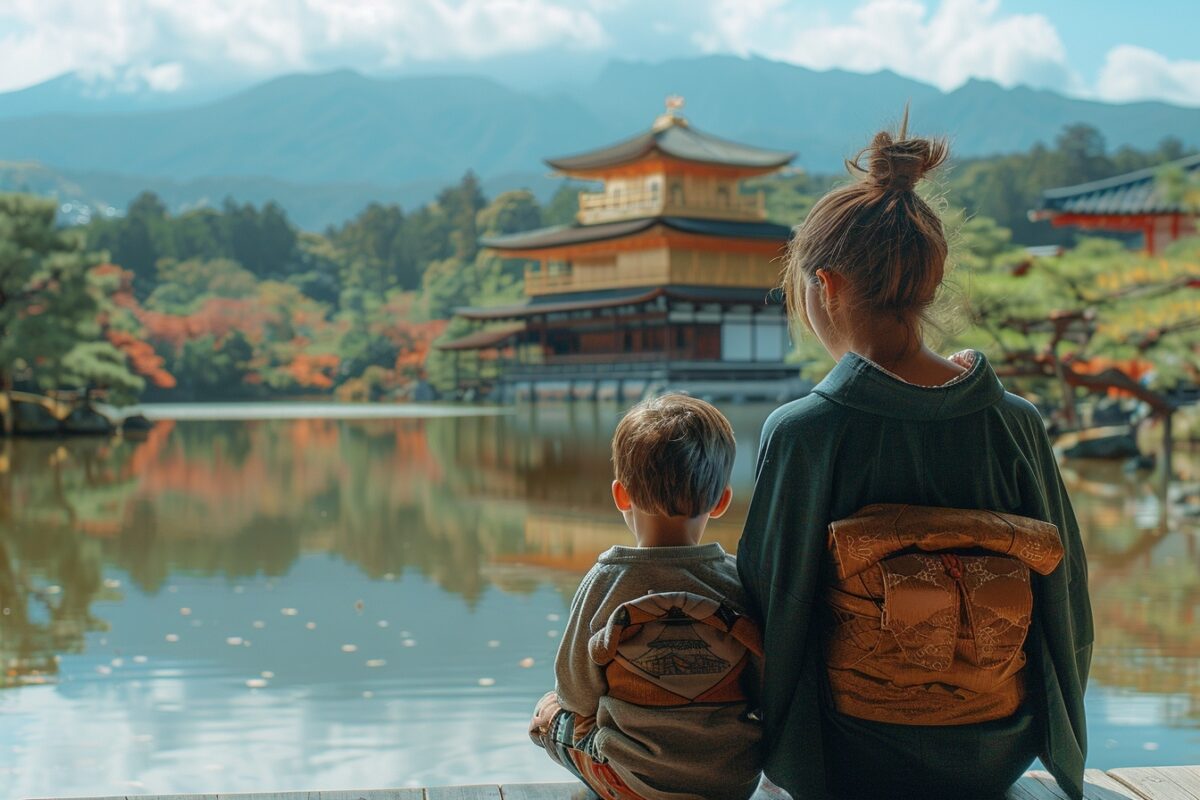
[737,351,1093,800]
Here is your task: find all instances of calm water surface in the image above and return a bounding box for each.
[1,405,1198,796]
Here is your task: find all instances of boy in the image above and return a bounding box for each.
[529,394,763,800]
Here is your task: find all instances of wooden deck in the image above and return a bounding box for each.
[27,766,1200,800]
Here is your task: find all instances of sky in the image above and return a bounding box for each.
[0,0,1198,106]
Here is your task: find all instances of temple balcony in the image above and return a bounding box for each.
[524,246,782,297]
[576,187,765,225]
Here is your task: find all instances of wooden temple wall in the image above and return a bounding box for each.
[523,246,782,296]
[669,247,779,288]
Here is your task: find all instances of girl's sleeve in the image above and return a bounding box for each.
[737,408,827,618]
[736,403,835,792]
[1035,427,1094,680]
[553,568,609,717]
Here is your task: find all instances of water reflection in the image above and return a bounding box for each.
[0,409,1198,794]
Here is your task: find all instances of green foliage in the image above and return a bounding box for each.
[326,202,420,294]
[477,190,542,236]
[541,183,588,227]
[60,341,145,404]
[172,334,252,397]
[0,194,140,400]
[1157,164,1200,213]
[86,192,301,296]
[145,258,257,313]
[951,230,1200,412]
[439,171,486,262]
[748,171,840,226]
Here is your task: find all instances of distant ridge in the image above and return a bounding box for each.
[2,55,1199,228]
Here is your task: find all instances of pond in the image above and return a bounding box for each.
[1,405,1198,797]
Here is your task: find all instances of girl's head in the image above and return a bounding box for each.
[783,114,949,360]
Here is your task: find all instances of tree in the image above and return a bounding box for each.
[438,171,487,262]
[222,198,300,279]
[145,258,257,313]
[1055,124,1109,183]
[88,264,175,392]
[542,183,586,227]
[956,234,1200,428]
[109,192,171,292]
[328,202,421,293]
[477,190,542,236]
[59,341,145,404]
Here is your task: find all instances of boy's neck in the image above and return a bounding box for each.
[629,509,708,548]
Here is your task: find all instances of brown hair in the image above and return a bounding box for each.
[784,111,950,330]
[611,394,736,518]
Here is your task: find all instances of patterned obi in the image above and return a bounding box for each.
[589,591,762,708]
[823,504,1064,726]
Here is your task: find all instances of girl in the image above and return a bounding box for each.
[736,121,1093,800]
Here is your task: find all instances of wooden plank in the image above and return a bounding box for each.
[1109,767,1200,800]
[315,791,426,800]
[498,783,588,800]
[24,796,219,800]
[1012,770,1151,800]
[424,787,503,800]
[1008,773,1068,800]
[1081,769,1153,799]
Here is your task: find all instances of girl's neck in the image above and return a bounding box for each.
[834,316,965,387]
[851,342,966,387]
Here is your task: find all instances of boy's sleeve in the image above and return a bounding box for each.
[553,567,610,717]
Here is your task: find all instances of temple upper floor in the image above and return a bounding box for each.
[545,98,794,225]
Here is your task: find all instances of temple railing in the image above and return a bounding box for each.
[576,189,765,224]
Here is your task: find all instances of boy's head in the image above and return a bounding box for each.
[611,394,736,526]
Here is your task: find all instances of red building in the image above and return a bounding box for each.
[1032,153,1200,254]
[437,101,801,402]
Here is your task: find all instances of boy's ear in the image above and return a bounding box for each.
[708,486,733,519]
[612,480,633,512]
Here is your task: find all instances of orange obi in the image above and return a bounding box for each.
[822,504,1064,726]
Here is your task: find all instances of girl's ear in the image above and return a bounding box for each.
[708,486,733,519]
[815,268,843,308]
[612,480,633,512]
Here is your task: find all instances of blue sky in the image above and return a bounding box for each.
[1,0,1197,106]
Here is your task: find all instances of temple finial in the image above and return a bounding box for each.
[653,95,688,131]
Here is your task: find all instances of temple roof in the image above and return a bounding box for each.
[481,216,792,252]
[1037,153,1200,216]
[455,285,781,322]
[434,323,525,351]
[545,119,795,173]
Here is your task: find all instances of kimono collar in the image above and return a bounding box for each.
[812,349,1006,421]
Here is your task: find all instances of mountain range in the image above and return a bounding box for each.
[2,55,1199,230]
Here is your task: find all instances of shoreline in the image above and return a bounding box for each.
[117,401,514,421]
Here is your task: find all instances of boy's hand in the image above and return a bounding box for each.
[528,691,561,746]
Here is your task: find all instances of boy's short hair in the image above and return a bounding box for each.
[612,394,736,518]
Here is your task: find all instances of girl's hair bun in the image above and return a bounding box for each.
[850,108,949,192]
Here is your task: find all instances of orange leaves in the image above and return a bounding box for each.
[393,319,448,370]
[107,330,177,389]
[139,297,276,352]
[285,352,340,389]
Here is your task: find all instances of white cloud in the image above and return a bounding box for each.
[745,0,1077,93]
[0,0,608,93]
[0,0,1195,110]
[1096,45,1200,107]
